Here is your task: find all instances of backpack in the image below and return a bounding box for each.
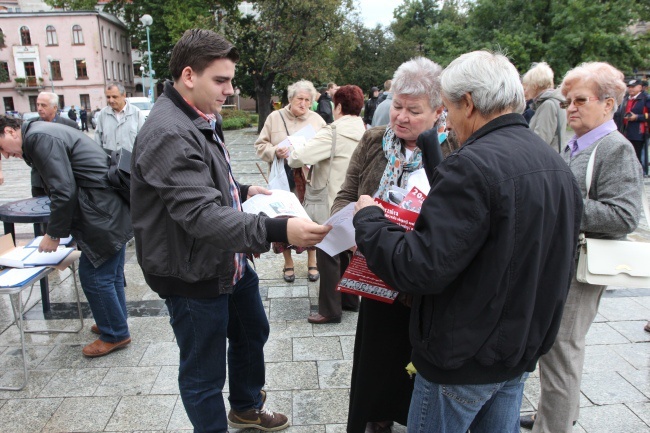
[105,148,131,206]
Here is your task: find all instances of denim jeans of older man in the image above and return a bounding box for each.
[408,371,528,433]
[165,263,269,433]
[78,246,129,342]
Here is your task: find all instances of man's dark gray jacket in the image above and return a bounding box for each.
[22,120,132,267]
[130,82,287,298]
[354,113,583,385]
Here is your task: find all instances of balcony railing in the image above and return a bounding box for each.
[15,76,43,93]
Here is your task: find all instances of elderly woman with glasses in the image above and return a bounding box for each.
[521,62,643,433]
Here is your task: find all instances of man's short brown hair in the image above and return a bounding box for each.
[169,29,240,81]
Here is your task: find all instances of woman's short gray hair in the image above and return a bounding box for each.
[391,57,443,110]
[287,80,318,102]
[441,51,525,116]
[522,62,554,93]
[560,62,626,112]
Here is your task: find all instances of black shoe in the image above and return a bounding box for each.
[520,414,535,430]
[282,267,295,283]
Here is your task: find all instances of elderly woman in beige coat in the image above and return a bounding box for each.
[287,85,366,286]
[288,85,366,216]
[254,80,325,282]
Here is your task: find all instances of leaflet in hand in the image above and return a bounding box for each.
[315,203,356,257]
[242,189,311,220]
[276,124,317,149]
[336,199,420,303]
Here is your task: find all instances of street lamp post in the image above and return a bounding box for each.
[46,55,54,92]
[140,65,146,98]
[140,14,154,103]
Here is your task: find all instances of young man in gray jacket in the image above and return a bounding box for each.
[130,29,329,433]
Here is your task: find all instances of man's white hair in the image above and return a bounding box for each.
[441,51,525,116]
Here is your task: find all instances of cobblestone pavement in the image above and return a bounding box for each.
[0,127,648,432]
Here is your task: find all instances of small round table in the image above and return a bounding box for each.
[0,196,52,312]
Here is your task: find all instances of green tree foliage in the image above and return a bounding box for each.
[225,0,351,132]
[332,20,411,93]
[392,0,649,78]
[43,0,97,10]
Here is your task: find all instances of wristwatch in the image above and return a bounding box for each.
[48,234,59,241]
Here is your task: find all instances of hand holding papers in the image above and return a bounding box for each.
[337,197,421,304]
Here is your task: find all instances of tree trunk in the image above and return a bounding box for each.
[255,74,275,133]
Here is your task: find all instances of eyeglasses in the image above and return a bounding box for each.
[559,96,602,109]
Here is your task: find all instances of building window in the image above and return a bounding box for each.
[101,26,106,47]
[28,95,37,112]
[20,26,31,45]
[118,62,122,81]
[122,64,126,83]
[46,25,58,46]
[109,30,114,49]
[112,61,116,80]
[58,95,65,109]
[72,25,84,45]
[50,60,62,80]
[0,61,9,82]
[3,96,15,112]
[24,61,36,86]
[105,60,110,79]
[75,59,88,79]
[120,35,125,53]
[80,94,90,110]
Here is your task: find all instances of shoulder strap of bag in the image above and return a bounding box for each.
[278,111,290,136]
[555,102,563,153]
[586,142,650,228]
[307,125,337,186]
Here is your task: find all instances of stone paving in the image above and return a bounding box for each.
[0,127,647,432]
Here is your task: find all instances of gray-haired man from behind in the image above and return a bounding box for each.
[94,83,140,152]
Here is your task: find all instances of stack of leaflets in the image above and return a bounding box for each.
[0,234,75,269]
[0,266,48,288]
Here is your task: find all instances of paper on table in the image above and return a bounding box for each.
[315,203,356,256]
[0,247,34,268]
[242,189,311,220]
[0,266,47,287]
[25,236,74,248]
[23,247,74,267]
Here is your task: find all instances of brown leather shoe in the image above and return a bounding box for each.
[307,313,341,324]
[82,337,131,358]
[90,324,100,335]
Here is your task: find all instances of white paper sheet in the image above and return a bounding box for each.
[0,266,48,287]
[25,236,74,248]
[242,190,311,220]
[315,203,357,256]
[23,247,75,267]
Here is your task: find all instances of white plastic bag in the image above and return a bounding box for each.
[268,157,290,191]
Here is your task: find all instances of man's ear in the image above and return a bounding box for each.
[180,66,194,89]
[461,93,475,118]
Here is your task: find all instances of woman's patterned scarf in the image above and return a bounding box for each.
[375,127,423,201]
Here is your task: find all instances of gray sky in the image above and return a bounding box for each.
[357,0,404,28]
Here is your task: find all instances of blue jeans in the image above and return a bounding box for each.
[165,263,269,433]
[408,371,528,433]
[78,246,129,342]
